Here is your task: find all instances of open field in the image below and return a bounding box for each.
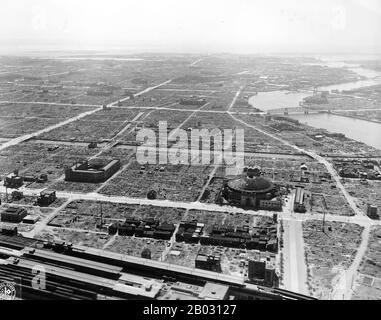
[99,161,213,202]
[37,108,142,143]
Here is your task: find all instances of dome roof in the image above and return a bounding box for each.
[227,176,274,193]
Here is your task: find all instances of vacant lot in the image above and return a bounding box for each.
[303,220,363,299]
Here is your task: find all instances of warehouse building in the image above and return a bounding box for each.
[1,207,28,223]
[65,158,121,183]
[294,187,307,213]
[195,253,221,273]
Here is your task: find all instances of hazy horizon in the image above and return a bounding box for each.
[1,0,381,56]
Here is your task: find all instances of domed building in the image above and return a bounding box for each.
[222,167,279,209]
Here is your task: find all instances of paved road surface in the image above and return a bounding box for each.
[0,79,377,299]
[0,106,103,152]
[229,112,363,217]
[331,223,372,300]
[282,219,309,294]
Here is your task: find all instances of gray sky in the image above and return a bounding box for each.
[1,0,380,54]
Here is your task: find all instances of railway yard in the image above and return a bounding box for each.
[0,54,380,300]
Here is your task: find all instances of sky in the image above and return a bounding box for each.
[1,0,381,54]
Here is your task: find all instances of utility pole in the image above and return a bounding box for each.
[322,210,326,233]
[99,202,103,229]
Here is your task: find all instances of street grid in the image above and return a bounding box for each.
[0,55,380,299]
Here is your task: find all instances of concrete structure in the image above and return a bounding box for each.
[22,215,40,224]
[248,256,276,287]
[4,172,23,189]
[0,226,17,236]
[294,187,306,213]
[195,254,221,273]
[1,207,27,223]
[36,190,56,207]
[367,205,379,220]
[259,199,282,211]
[11,191,23,201]
[265,266,276,286]
[248,259,266,280]
[223,168,278,209]
[65,158,121,183]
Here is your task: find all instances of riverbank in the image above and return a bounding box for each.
[331,111,381,125]
[289,112,381,151]
[248,58,381,151]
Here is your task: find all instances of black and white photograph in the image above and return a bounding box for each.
[0,0,380,312]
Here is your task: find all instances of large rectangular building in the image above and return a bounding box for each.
[4,173,24,189]
[248,259,266,280]
[294,187,306,213]
[195,254,221,273]
[65,158,121,183]
[1,207,28,223]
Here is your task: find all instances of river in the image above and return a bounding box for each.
[248,55,381,150]
[289,113,381,150]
